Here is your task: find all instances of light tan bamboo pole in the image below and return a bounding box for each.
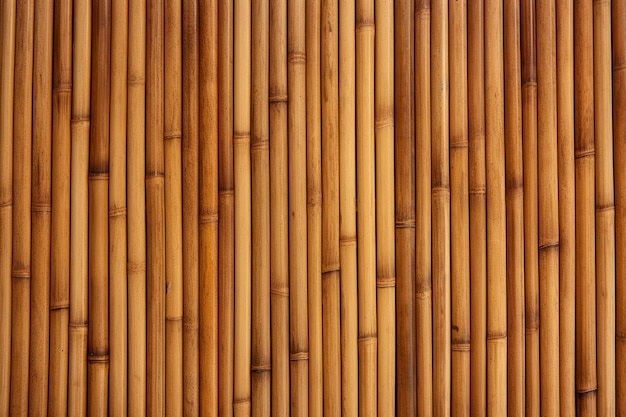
[485,0,507,413]
[127,0,147,414]
[234,0,252,413]
[69,0,91,414]
[574,0,597,413]
[321,0,341,414]
[521,0,540,415]
[0,0,16,412]
[556,0,576,414]
[29,0,53,413]
[218,0,235,415]
[49,0,72,414]
[468,0,486,414]
[182,0,199,413]
[339,0,358,413]
[449,0,470,414]
[269,0,290,414]
[10,0,34,413]
[395,0,416,414]
[146,0,166,414]
[416,0,433,415]
[503,0,525,415]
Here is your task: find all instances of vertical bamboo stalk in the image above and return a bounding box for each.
[467,0,487,414]
[485,0,507,413]
[10,0,34,413]
[127,0,147,414]
[321,0,341,415]
[69,0,91,414]
[574,0,597,414]
[146,0,166,414]
[449,0,470,415]
[29,0,53,413]
[416,0,433,415]
[49,0,72,414]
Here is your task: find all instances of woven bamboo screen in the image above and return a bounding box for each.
[0,0,625,415]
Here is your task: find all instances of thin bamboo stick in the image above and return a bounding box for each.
[69,0,91,414]
[49,0,72,414]
[146,0,166,414]
[449,0,470,414]
[521,0,540,415]
[503,0,525,415]
[467,0,487,414]
[416,0,433,415]
[10,0,34,413]
[127,0,147,415]
[29,0,53,413]
[321,0,341,414]
[574,0,597,413]
[269,0,290,414]
[485,0,507,413]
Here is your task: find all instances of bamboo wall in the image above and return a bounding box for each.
[0,0,625,416]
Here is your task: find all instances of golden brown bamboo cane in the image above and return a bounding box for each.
[164,0,183,414]
[218,0,235,415]
[182,0,199,414]
[251,0,271,413]
[269,0,290,414]
[485,0,507,413]
[416,0,433,415]
[556,0,575,415]
[288,0,309,412]
[593,0,615,414]
[339,0,358,414]
[468,0,486,414]
[127,0,147,415]
[321,0,341,415]
[449,0,470,415]
[146,0,166,414]
[10,0,34,413]
[395,0,416,415]
[574,0,597,414]
[29,0,53,413]
[503,0,525,415]
[521,0,539,415]
[69,0,91,414]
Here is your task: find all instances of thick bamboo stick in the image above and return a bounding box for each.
[467,0,487,414]
[29,0,53,413]
[503,0,525,415]
[146,0,166,414]
[321,0,341,415]
[10,0,34,414]
[574,0,597,414]
[69,0,91,414]
[127,0,147,415]
[416,0,433,415]
[449,0,470,415]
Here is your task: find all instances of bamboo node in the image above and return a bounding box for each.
[432,186,450,197]
[199,212,219,224]
[307,193,322,207]
[521,80,538,88]
[395,219,415,228]
[469,187,486,196]
[574,148,595,159]
[251,138,269,151]
[616,331,626,339]
[251,363,271,372]
[165,316,183,322]
[487,332,507,341]
[322,264,341,275]
[109,206,127,218]
[290,351,309,361]
[233,399,251,409]
[0,199,11,208]
[376,276,396,288]
[89,172,109,181]
[358,336,377,345]
[12,270,31,280]
[219,189,234,198]
[287,52,306,64]
[595,204,615,214]
[538,241,559,251]
[146,171,165,180]
[450,342,471,352]
[269,94,288,103]
[339,236,357,245]
[576,387,598,395]
[128,75,146,85]
[450,139,469,149]
[375,116,394,130]
[69,322,88,329]
[50,303,70,311]
[53,83,72,93]
[164,132,182,141]
[87,354,110,363]
[270,286,289,298]
[32,203,52,213]
[415,287,432,300]
[71,117,90,126]
[234,132,251,144]
[128,261,147,273]
[355,20,375,32]
[613,61,626,73]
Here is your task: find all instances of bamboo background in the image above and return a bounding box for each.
[0,0,625,416]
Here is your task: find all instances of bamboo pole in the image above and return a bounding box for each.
[321,0,341,415]
[467,0,487,414]
[521,0,540,415]
[416,0,433,415]
[10,0,34,413]
[127,0,147,415]
[29,0,53,413]
[146,0,166,414]
[449,0,470,414]
[69,0,91,414]
[574,0,597,414]
[339,0,358,413]
[269,0,290,414]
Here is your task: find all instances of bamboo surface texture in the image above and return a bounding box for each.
[0,2,625,416]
